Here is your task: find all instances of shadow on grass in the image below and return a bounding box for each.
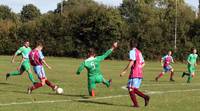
[0,82,13,85]
[77,100,130,107]
[47,93,89,98]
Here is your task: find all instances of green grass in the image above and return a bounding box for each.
[1,56,200,111]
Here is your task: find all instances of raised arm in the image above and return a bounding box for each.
[96,42,118,61]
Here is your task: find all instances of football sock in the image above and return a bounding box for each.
[187,76,192,83]
[45,80,55,89]
[27,72,36,84]
[158,73,163,78]
[129,90,138,107]
[9,71,21,76]
[89,89,95,97]
[134,88,146,99]
[170,72,174,80]
[184,72,190,76]
[31,82,43,90]
[103,80,110,87]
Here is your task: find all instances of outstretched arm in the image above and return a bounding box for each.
[96,42,118,61]
[76,62,85,75]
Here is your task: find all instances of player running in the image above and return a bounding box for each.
[120,39,150,107]
[27,42,58,94]
[155,51,175,82]
[76,42,118,97]
[182,48,198,83]
[6,40,36,84]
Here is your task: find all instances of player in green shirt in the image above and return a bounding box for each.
[182,48,198,83]
[76,42,118,97]
[6,41,36,84]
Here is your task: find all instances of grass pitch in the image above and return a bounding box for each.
[0,56,200,111]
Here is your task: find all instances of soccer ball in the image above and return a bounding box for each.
[56,87,64,94]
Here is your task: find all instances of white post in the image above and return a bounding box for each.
[174,0,177,51]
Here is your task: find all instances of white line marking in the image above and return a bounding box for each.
[1,87,200,106]
[0,95,128,106]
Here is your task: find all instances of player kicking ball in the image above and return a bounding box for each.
[76,42,118,97]
[120,39,150,108]
[155,51,175,82]
[6,40,36,84]
[27,42,58,94]
[182,48,198,83]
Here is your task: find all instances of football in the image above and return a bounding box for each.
[56,87,64,94]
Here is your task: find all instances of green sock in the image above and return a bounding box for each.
[27,72,36,84]
[103,80,110,87]
[187,76,192,83]
[9,71,21,76]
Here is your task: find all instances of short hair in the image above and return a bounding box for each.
[87,48,95,55]
[24,40,29,43]
[130,39,138,48]
[191,47,196,52]
[36,41,43,47]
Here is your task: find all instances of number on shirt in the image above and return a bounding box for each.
[91,62,96,69]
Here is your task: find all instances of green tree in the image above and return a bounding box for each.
[20,4,41,22]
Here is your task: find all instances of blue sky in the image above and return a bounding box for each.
[0,0,199,13]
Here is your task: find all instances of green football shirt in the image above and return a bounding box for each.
[15,46,31,63]
[76,49,112,77]
[187,53,198,65]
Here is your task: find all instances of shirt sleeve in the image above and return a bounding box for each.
[129,50,136,61]
[39,51,45,60]
[171,56,174,63]
[76,62,85,75]
[187,54,191,62]
[15,47,23,55]
[96,49,113,62]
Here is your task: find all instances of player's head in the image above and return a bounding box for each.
[168,50,172,56]
[191,48,197,54]
[24,40,30,48]
[36,42,43,51]
[130,39,138,49]
[87,48,96,57]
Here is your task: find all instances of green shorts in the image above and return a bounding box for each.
[188,65,196,73]
[20,61,31,72]
[88,75,104,90]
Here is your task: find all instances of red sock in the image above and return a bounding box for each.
[134,88,146,99]
[170,72,174,79]
[158,73,163,78]
[31,82,43,90]
[91,90,95,97]
[45,80,55,89]
[129,89,138,107]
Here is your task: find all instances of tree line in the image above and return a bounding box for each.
[0,0,199,60]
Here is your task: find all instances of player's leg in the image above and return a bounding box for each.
[27,66,45,94]
[25,63,36,84]
[98,75,112,88]
[169,67,175,81]
[155,71,164,82]
[88,77,96,97]
[128,79,139,107]
[129,87,139,107]
[133,78,150,106]
[187,67,195,83]
[6,65,25,80]
[182,65,191,78]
